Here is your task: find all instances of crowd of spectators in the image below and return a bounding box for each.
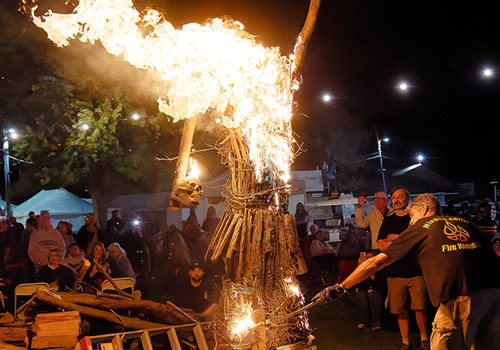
[0,206,222,320]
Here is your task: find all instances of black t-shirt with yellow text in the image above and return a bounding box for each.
[383,216,500,307]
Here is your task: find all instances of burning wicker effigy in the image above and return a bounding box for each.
[203,127,311,349]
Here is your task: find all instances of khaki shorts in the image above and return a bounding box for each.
[430,289,500,350]
[387,276,427,314]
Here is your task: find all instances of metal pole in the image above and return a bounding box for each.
[2,129,11,217]
[376,131,387,194]
[491,180,498,203]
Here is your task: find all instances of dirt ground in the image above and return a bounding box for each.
[301,277,432,350]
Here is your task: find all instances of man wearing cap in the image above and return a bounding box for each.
[174,263,220,320]
[378,187,429,350]
[355,191,389,250]
[314,193,500,350]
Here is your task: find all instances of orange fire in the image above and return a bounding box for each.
[27,0,297,182]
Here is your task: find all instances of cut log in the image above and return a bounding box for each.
[0,340,27,350]
[31,334,78,349]
[0,325,29,342]
[35,291,168,330]
[57,292,196,324]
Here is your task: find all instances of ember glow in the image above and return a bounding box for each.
[284,277,302,298]
[27,0,298,181]
[229,306,256,338]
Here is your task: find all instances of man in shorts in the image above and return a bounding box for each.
[378,187,429,349]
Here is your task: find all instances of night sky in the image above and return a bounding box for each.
[2,0,500,197]
[158,0,500,194]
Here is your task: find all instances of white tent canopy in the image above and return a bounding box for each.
[13,188,93,229]
[0,198,17,216]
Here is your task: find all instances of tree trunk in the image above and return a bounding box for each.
[88,163,144,230]
[58,292,197,324]
[35,291,169,330]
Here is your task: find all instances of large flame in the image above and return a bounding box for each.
[28,0,297,181]
[230,306,256,338]
[187,157,200,179]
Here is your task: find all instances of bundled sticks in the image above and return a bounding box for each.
[205,208,304,293]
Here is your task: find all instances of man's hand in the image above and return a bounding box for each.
[357,197,367,208]
[0,278,5,287]
[312,283,346,303]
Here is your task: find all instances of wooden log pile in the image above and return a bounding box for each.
[30,311,80,349]
[0,287,200,349]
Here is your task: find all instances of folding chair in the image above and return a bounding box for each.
[101,277,134,294]
[14,282,51,319]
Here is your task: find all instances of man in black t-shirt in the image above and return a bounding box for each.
[315,193,500,350]
[378,187,429,349]
[174,263,219,320]
[36,249,75,291]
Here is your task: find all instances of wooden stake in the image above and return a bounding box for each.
[170,115,199,210]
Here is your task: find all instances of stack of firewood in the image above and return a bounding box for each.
[30,311,80,349]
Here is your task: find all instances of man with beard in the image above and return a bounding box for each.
[174,263,219,321]
[378,187,429,350]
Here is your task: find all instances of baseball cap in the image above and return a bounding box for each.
[189,262,203,270]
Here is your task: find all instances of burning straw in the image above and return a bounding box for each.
[214,280,312,349]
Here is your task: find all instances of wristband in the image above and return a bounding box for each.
[391,234,395,241]
[338,283,347,294]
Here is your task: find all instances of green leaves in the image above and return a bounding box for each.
[13,93,171,190]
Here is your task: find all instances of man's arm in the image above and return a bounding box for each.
[377,234,400,250]
[355,207,370,229]
[355,197,371,229]
[340,253,393,289]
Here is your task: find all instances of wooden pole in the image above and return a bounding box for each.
[35,291,167,330]
[57,292,196,324]
[170,115,199,209]
[95,264,134,299]
[292,0,321,81]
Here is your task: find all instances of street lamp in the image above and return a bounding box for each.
[396,80,412,94]
[367,130,390,193]
[481,67,495,79]
[417,153,425,164]
[322,93,333,103]
[2,128,17,217]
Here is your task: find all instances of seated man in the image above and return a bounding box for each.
[36,249,75,291]
[174,263,220,321]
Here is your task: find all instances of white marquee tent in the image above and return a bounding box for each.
[12,188,93,229]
